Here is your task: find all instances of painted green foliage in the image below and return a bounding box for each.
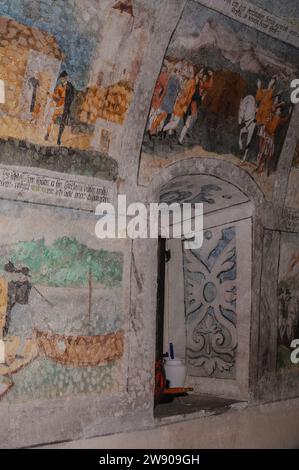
[1,358,121,403]
[0,237,123,288]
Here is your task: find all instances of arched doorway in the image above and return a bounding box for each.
[147,157,265,402]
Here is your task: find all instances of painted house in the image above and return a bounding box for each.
[0,16,62,127]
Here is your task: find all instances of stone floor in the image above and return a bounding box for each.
[154,393,239,419]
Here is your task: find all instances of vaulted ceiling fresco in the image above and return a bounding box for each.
[139,0,299,201]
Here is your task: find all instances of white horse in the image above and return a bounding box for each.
[238,95,257,162]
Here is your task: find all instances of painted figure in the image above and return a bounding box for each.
[238,94,257,162]
[149,64,181,136]
[255,103,290,174]
[44,71,74,146]
[163,64,196,135]
[147,65,169,134]
[2,262,32,360]
[178,71,203,145]
[255,77,277,155]
[198,69,214,102]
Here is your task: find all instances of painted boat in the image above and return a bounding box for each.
[34,329,124,367]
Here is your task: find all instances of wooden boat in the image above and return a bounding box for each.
[34,329,124,367]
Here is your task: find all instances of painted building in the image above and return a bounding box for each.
[0,16,62,135]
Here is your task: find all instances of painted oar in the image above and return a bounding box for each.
[33,286,55,308]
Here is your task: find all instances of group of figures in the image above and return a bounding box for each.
[146,59,291,176]
[147,61,214,146]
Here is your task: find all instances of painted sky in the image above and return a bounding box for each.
[169,0,299,71]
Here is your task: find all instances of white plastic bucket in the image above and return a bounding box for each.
[164,358,187,388]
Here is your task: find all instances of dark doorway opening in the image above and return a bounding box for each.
[156,237,166,360]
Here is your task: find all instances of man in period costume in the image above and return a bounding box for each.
[44,71,74,146]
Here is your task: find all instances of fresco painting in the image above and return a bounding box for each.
[277,233,299,369]
[140,1,298,199]
[0,237,124,401]
[0,0,149,176]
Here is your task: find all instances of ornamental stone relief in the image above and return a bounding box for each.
[184,226,237,378]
